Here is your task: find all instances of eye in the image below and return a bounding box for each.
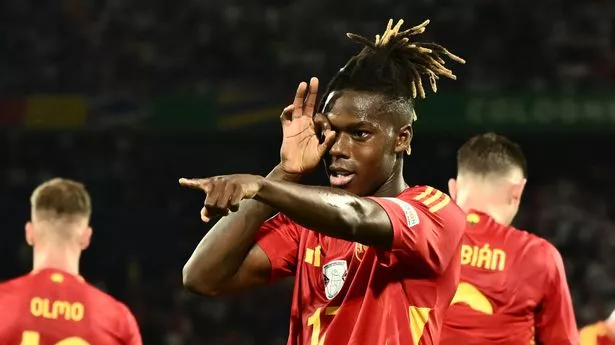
[352,131,370,139]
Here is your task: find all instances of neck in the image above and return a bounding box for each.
[456,190,511,226]
[460,201,510,225]
[374,162,407,197]
[32,245,81,275]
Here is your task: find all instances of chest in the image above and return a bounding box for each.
[296,232,369,304]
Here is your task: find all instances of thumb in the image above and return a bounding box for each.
[280,104,294,123]
[200,207,211,223]
[317,129,336,156]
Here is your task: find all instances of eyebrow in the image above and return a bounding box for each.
[330,120,377,131]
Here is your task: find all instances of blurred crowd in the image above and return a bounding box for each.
[1,132,615,344]
[1,0,614,97]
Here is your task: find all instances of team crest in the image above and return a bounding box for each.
[323,260,348,300]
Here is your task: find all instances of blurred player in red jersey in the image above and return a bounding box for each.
[180,19,466,345]
[440,133,578,345]
[580,310,615,345]
[0,178,142,345]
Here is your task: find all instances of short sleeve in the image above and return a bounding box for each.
[368,186,466,273]
[255,213,301,282]
[118,302,142,345]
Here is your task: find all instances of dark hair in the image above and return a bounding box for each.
[320,19,465,121]
[457,133,528,177]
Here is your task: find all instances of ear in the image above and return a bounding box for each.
[395,124,413,155]
[448,178,457,201]
[25,222,34,246]
[79,226,93,250]
[509,178,527,206]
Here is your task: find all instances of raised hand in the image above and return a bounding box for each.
[280,77,336,174]
[179,174,264,222]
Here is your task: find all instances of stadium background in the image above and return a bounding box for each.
[1,0,614,344]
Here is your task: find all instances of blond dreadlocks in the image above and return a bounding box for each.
[320,19,465,121]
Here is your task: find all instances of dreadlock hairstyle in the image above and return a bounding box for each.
[320,19,465,122]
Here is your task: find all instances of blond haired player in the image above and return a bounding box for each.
[0,178,142,345]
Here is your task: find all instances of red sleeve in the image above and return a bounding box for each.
[254,213,301,283]
[368,186,466,274]
[117,302,142,345]
[535,241,579,345]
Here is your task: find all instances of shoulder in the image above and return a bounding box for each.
[513,228,561,260]
[402,185,464,221]
[373,185,464,232]
[0,273,31,293]
[78,281,132,314]
[510,229,564,276]
[403,185,457,211]
[85,281,126,305]
[500,224,553,251]
[85,282,138,329]
[398,185,447,202]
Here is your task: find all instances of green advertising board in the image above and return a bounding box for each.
[4,92,614,133]
[414,93,615,132]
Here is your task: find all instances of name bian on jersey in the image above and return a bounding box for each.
[30,297,85,322]
[461,244,506,271]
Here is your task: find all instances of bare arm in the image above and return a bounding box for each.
[255,180,393,247]
[182,165,299,296]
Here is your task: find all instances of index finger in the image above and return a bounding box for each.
[304,77,319,118]
[179,178,211,191]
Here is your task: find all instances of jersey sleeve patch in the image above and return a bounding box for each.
[382,197,420,227]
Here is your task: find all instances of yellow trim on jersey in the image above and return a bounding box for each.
[580,322,607,345]
[429,195,450,213]
[409,306,430,345]
[413,186,451,213]
[413,187,434,202]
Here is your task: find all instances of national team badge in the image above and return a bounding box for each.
[323,260,348,300]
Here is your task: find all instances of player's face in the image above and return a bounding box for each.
[322,90,408,196]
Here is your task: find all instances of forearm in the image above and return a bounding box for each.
[182,165,299,293]
[254,180,391,246]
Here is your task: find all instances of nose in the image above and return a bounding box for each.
[329,133,351,158]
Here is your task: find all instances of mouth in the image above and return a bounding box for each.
[328,168,356,187]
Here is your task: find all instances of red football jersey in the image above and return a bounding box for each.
[580,322,615,345]
[256,186,466,345]
[440,211,578,345]
[0,268,142,345]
